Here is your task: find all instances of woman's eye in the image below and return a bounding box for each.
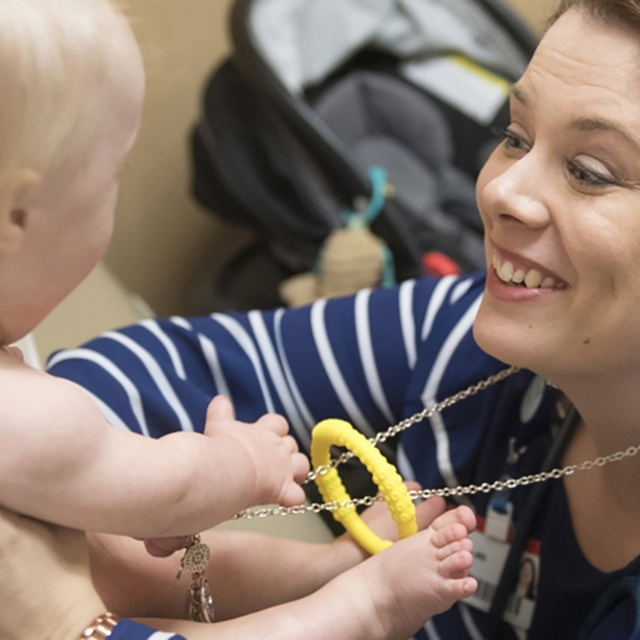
[495,127,529,153]
[567,160,617,188]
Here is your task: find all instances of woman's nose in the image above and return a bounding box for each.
[482,154,551,230]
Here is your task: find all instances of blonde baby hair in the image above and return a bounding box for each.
[0,0,135,199]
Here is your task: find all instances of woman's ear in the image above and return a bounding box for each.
[0,169,41,255]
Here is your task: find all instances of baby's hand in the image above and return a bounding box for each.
[204,396,310,508]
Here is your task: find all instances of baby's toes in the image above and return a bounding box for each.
[440,548,474,578]
[435,537,473,561]
[438,575,478,603]
[431,505,476,535]
[431,521,470,549]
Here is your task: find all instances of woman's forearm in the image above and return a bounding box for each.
[139,576,377,640]
[89,528,366,620]
[89,487,436,620]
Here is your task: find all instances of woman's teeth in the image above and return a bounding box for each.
[492,256,564,289]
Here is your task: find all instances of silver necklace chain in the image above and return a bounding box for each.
[233,366,640,520]
[303,365,521,484]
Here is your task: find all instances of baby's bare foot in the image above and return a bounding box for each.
[362,501,477,639]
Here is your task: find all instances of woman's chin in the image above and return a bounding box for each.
[472,303,539,372]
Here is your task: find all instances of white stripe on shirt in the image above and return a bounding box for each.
[421,294,483,487]
[169,316,192,331]
[355,289,395,424]
[103,332,194,432]
[140,319,187,380]
[397,442,417,482]
[47,349,150,436]
[274,309,314,447]
[399,279,417,369]
[310,299,374,437]
[424,619,443,640]
[427,402,459,488]
[458,603,483,640]
[422,295,483,402]
[249,311,307,442]
[198,334,232,401]
[211,314,275,413]
[451,277,474,305]
[168,317,232,401]
[421,275,457,341]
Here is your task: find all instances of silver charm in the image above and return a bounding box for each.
[177,534,215,623]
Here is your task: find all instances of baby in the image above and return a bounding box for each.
[0,0,477,638]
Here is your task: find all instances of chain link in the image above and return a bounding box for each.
[235,367,521,520]
[234,443,640,520]
[302,365,520,484]
[234,367,640,521]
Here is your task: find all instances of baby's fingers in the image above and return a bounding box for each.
[143,536,190,558]
[205,395,235,427]
[292,450,310,483]
[278,482,307,508]
[257,413,290,437]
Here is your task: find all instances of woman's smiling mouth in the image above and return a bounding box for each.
[491,254,568,290]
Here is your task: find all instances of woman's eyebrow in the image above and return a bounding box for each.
[570,116,640,152]
[510,84,527,105]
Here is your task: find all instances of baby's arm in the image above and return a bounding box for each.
[0,354,308,537]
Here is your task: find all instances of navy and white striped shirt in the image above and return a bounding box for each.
[48,274,640,639]
[111,619,185,639]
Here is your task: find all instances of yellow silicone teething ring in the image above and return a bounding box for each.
[310,419,417,555]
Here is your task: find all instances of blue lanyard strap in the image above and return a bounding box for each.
[577,575,640,639]
[483,404,581,639]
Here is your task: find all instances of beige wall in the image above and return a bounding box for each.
[108,0,559,316]
[106,0,248,316]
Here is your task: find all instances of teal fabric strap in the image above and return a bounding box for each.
[316,167,396,288]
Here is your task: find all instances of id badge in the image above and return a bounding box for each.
[464,508,540,634]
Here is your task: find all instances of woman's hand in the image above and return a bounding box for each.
[0,507,105,640]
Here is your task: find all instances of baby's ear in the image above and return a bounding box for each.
[0,169,41,255]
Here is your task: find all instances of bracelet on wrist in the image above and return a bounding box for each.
[79,612,120,639]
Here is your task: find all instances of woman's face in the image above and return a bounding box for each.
[474,8,640,383]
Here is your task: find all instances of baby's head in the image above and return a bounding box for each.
[0,0,144,345]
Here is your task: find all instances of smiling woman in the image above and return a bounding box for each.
[475,6,640,386]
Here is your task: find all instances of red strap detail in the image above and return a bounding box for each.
[422,251,461,277]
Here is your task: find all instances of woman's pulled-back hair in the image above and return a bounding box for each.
[550,0,640,33]
[0,0,130,193]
